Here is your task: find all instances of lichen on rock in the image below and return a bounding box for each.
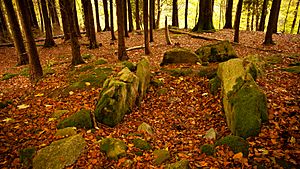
[57,109,92,129]
[161,48,200,66]
[99,138,127,160]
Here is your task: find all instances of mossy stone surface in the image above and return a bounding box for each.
[100,138,127,160]
[1,73,17,80]
[122,61,137,72]
[136,58,151,104]
[209,76,221,95]
[166,68,193,77]
[137,122,154,134]
[33,134,86,169]
[195,40,237,63]
[153,149,170,165]
[165,160,189,169]
[161,48,200,66]
[215,135,249,157]
[52,110,69,119]
[132,138,152,150]
[55,127,77,137]
[19,147,36,167]
[57,109,92,129]
[196,66,217,79]
[95,58,108,65]
[200,144,215,156]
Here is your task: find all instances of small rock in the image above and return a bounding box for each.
[55,127,77,137]
[138,122,154,134]
[200,144,215,156]
[165,159,189,169]
[153,149,170,165]
[99,138,127,160]
[204,128,217,140]
[132,138,152,150]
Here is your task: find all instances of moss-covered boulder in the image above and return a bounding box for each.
[165,160,189,169]
[57,109,92,129]
[55,127,77,137]
[217,58,268,138]
[19,147,36,168]
[153,149,170,165]
[137,122,154,134]
[33,134,86,169]
[161,48,200,66]
[215,135,249,157]
[195,41,237,63]
[95,68,139,127]
[209,76,221,95]
[132,138,152,150]
[100,138,127,160]
[136,58,151,104]
[122,61,137,72]
[200,144,215,156]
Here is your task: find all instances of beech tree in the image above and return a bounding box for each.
[185,0,188,29]
[3,0,29,65]
[128,0,133,32]
[94,0,101,32]
[135,0,141,30]
[116,0,128,60]
[16,0,43,81]
[144,0,150,54]
[193,0,215,32]
[41,0,56,47]
[37,0,44,31]
[59,0,70,40]
[0,5,10,43]
[224,0,233,29]
[291,0,300,33]
[103,0,110,31]
[172,0,179,27]
[155,0,161,29]
[48,0,60,28]
[150,0,154,42]
[27,0,39,29]
[82,0,90,37]
[124,0,129,37]
[87,0,98,49]
[233,0,243,42]
[110,0,116,40]
[264,0,282,45]
[258,0,268,31]
[73,0,81,37]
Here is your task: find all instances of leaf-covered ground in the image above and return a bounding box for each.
[0,29,299,168]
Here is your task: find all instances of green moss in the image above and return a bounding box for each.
[43,66,55,75]
[51,110,69,119]
[122,61,136,72]
[100,138,127,160]
[157,88,168,95]
[135,151,143,156]
[82,53,94,60]
[161,48,200,66]
[57,109,92,129]
[200,144,215,156]
[197,66,217,79]
[2,73,17,80]
[153,149,170,165]
[281,66,300,74]
[95,58,108,65]
[19,67,30,77]
[78,65,94,72]
[215,135,249,157]
[19,147,36,167]
[209,76,221,95]
[167,68,193,77]
[266,54,283,64]
[132,138,152,150]
[151,79,164,87]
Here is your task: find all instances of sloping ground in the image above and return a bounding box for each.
[0,29,299,168]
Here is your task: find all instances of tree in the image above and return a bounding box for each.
[3,0,29,65]
[103,0,110,31]
[155,0,161,29]
[81,0,90,37]
[258,0,268,31]
[264,0,282,45]
[224,0,233,28]
[37,0,44,31]
[185,0,188,29]
[193,0,215,32]
[73,0,81,36]
[59,0,70,41]
[86,0,98,49]
[41,0,56,47]
[149,0,154,42]
[144,0,150,54]
[283,0,292,33]
[124,0,129,37]
[48,0,60,28]
[116,0,128,60]
[94,0,101,32]
[135,0,141,30]
[233,0,243,42]
[128,0,134,32]
[291,0,300,33]
[246,0,251,31]
[16,0,43,81]
[273,0,281,33]
[27,0,39,29]
[172,0,179,27]
[0,5,10,43]
[298,20,300,34]
[110,0,116,40]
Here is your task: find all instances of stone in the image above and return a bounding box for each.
[153,149,170,165]
[161,48,200,66]
[137,122,154,134]
[195,40,238,63]
[200,144,215,156]
[215,135,249,157]
[99,138,127,160]
[217,58,268,138]
[165,160,190,169]
[51,110,69,119]
[19,147,36,167]
[95,68,139,127]
[136,58,151,104]
[55,127,77,137]
[209,76,221,95]
[33,134,86,169]
[122,61,137,72]
[57,109,92,129]
[204,128,217,140]
[132,138,152,150]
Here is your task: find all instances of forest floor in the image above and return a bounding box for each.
[0,29,299,168]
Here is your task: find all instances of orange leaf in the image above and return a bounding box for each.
[233,152,243,159]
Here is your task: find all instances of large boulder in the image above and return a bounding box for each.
[57,109,92,129]
[160,48,200,66]
[95,68,139,127]
[33,134,86,169]
[136,58,151,104]
[100,138,127,160]
[217,58,268,138]
[195,40,237,63]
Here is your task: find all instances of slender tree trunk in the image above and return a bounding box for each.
[59,0,70,40]
[233,0,243,42]
[0,5,10,43]
[16,0,43,81]
[110,0,116,40]
[3,0,29,65]
[41,0,55,47]
[124,0,129,37]
[135,0,141,30]
[116,0,128,60]
[224,0,233,28]
[94,0,101,32]
[291,0,300,33]
[219,0,223,29]
[283,0,292,33]
[87,0,98,49]
[246,2,251,31]
[255,0,259,30]
[103,0,110,31]
[128,0,134,32]
[185,0,188,29]
[81,0,90,37]
[251,1,255,31]
[165,16,172,45]
[73,0,81,37]
[27,0,39,29]
[155,0,161,29]
[297,20,300,34]
[149,0,154,42]
[258,0,268,31]
[172,0,179,27]
[48,0,60,28]
[37,0,44,32]
[264,0,281,44]
[273,0,281,33]
[144,0,150,54]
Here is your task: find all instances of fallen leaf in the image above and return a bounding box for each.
[35,93,44,97]
[233,152,243,159]
[17,104,30,109]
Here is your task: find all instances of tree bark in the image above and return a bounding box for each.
[124,0,129,37]
[264,0,282,45]
[116,0,128,60]
[185,0,188,29]
[165,16,172,45]
[110,0,116,40]
[246,2,251,31]
[149,0,154,42]
[48,0,60,28]
[144,0,150,54]
[95,0,101,32]
[283,0,292,33]
[273,0,281,33]
[73,0,81,37]
[128,0,134,32]
[86,0,98,49]
[59,0,70,41]
[233,0,243,43]
[172,0,179,27]
[0,5,10,43]
[224,0,233,29]
[155,0,161,29]
[290,0,299,33]
[298,20,300,34]
[135,0,141,30]
[258,0,268,31]
[3,0,29,65]
[27,0,39,29]
[192,0,215,32]
[37,0,44,32]
[255,0,259,30]
[103,0,110,31]
[16,0,43,81]
[41,0,55,47]
[81,0,90,37]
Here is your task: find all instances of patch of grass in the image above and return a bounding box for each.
[78,65,94,72]
[19,67,30,77]
[43,66,55,75]
[1,73,17,80]
[82,53,94,60]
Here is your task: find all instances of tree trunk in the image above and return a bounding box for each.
[86,0,98,49]
[3,0,29,65]
[37,0,44,32]
[258,0,268,31]
[291,0,300,33]
[73,0,81,37]
[165,16,172,45]
[224,0,233,28]
[81,0,90,37]
[192,0,215,32]
[59,0,70,41]
[116,0,128,60]
[172,0,179,27]
[110,0,116,40]
[219,0,223,29]
[16,0,43,81]
[48,0,60,28]
[255,0,259,30]
[298,20,300,34]
[264,0,281,44]
[144,0,150,54]
[155,0,161,29]
[246,2,251,31]
[233,0,243,43]
[251,1,255,31]
[273,0,281,33]
[128,0,134,32]
[41,0,55,47]
[135,0,141,30]
[103,0,110,31]
[283,0,292,33]
[0,5,10,43]
[149,0,154,42]
[27,0,39,29]
[185,0,188,29]
[94,0,101,32]
[124,0,129,37]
